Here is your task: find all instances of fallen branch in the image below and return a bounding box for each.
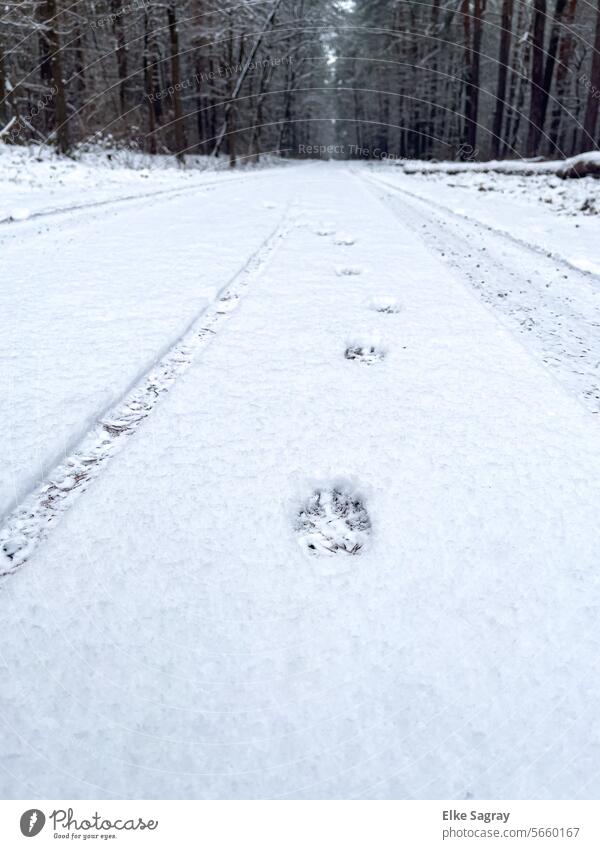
[0,117,17,138]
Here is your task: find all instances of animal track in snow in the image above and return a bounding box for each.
[345,345,385,364]
[336,266,363,277]
[295,487,371,557]
[367,296,401,314]
[334,234,356,246]
[316,223,336,236]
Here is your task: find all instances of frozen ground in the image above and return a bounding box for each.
[392,164,600,217]
[360,169,600,416]
[0,143,281,221]
[1,157,600,800]
[368,161,600,273]
[0,155,289,519]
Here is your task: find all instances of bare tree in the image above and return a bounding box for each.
[491,0,514,158]
[167,1,186,159]
[548,0,579,153]
[527,0,547,156]
[528,0,569,154]
[462,0,487,153]
[583,0,600,145]
[212,0,283,159]
[39,0,69,153]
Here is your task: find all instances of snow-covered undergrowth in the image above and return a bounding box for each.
[0,142,280,222]
[295,485,372,557]
[381,157,600,217]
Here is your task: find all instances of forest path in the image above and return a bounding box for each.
[359,169,600,417]
[0,166,302,521]
[2,164,600,800]
[0,163,287,227]
[0,206,294,576]
[358,169,600,281]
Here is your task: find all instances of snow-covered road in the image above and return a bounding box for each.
[360,171,600,415]
[0,166,289,519]
[2,163,600,799]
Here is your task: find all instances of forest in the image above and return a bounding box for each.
[1,0,599,163]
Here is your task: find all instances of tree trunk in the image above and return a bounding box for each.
[503,0,532,156]
[470,0,486,151]
[212,0,283,158]
[167,3,186,161]
[462,0,486,154]
[112,0,128,115]
[426,0,441,156]
[526,0,547,157]
[548,0,578,154]
[491,0,514,158]
[143,12,158,154]
[0,37,6,126]
[583,0,600,146]
[536,0,568,146]
[39,0,69,153]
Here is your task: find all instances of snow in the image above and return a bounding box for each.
[295,482,372,559]
[9,207,31,222]
[568,257,600,276]
[1,160,600,800]
[335,265,363,276]
[363,164,600,270]
[366,295,402,314]
[395,156,559,173]
[556,151,600,179]
[0,158,291,520]
[0,214,290,575]
[390,153,600,180]
[0,143,195,221]
[361,168,600,416]
[0,142,283,222]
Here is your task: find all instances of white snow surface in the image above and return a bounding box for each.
[366,163,600,270]
[0,164,288,518]
[2,162,600,800]
[0,143,281,221]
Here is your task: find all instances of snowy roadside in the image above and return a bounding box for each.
[388,152,600,182]
[390,163,600,218]
[360,170,600,418]
[369,161,600,276]
[0,143,283,222]
[2,164,600,800]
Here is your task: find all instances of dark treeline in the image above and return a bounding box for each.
[0,0,599,162]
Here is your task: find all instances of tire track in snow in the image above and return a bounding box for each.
[0,207,294,580]
[0,168,284,230]
[358,170,600,416]
[359,170,600,285]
